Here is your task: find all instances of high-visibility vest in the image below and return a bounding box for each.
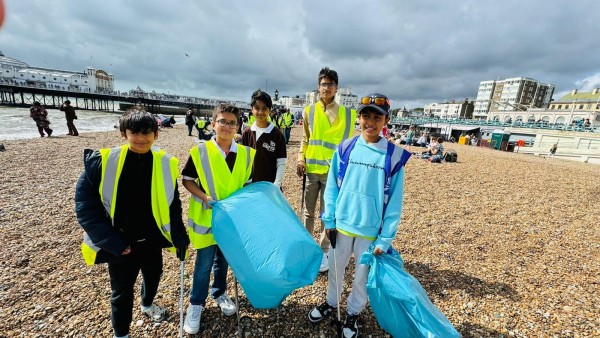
[283,112,293,127]
[248,115,271,127]
[197,120,206,129]
[187,141,255,249]
[81,145,180,266]
[304,104,356,174]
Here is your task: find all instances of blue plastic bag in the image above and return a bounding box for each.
[212,181,322,309]
[360,247,461,338]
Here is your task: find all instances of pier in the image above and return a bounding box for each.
[0,84,241,115]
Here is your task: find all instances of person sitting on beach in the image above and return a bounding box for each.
[416,133,428,148]
[74,107,190,338]
[428,137,445,162]
[29,101,53,137]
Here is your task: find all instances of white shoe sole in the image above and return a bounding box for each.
[184,323,200,335]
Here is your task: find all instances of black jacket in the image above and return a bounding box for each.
[74,148,189,263]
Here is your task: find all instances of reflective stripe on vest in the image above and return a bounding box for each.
[305,104,356,174]
[187,141,255,249]
[81,144,180,265]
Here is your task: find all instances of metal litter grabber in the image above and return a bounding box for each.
[178,260,185,338]
[328,229,342,337]
[300,173,307,214]
[233,276,242,337]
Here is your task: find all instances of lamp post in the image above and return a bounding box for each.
[274,89,279,102]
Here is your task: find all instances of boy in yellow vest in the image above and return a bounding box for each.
[75,107,190,338]
[296,67,357,273]
[181,103,256,335]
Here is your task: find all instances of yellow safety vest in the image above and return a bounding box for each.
[283,112,293,127]
[305,104,356,174]
[187,141,255,249]
[81,145,180,265]
[197,120,206,129]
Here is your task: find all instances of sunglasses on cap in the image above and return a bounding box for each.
[360,96,390,106]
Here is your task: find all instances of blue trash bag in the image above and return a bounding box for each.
[212,181,322,309]
[360,246,461,338]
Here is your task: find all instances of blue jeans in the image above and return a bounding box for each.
[283,127,291,144]
[189,245,228,306]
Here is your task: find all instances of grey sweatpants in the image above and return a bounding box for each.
[326,232,373,316]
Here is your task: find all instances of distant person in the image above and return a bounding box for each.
[280,108,294,144]
[185,108,196,136]
[416,132,428,148]
[29,101,53,137]
[74,107,189,338]
[297,67,357,273]
[60,100,79,136]
[548,143,557,158]
[405,125,415,150]
[240,89,287,187]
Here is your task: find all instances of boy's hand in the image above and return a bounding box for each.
[296,162,305,178]
[373,247,384,255]
[203,196,214,209]
[326,229,337,249]
[121,246,131,255]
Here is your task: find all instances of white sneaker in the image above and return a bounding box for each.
[215,294,237,316]
[319,253,329,272]
[141,303,166,322]
[183,304,203,334]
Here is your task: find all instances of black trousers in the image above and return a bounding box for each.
[108,245,163,337]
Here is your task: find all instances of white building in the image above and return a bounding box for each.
[473,77,555,119]
[0,51,115,93]
[335,88,359,109]
[304,87,359,108]
[424,100,474,119]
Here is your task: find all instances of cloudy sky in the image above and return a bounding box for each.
[1,0,599,108]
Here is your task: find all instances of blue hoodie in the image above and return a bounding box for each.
[322,135,408,252]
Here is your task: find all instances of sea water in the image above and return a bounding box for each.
[0,107,184,141]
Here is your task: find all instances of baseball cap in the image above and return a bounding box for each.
[357,93,391,115]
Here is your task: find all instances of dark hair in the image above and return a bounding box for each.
[318,67,338,86]
[251,89,272,109]
[212,103,240,121]
[119,106,158,134]
[33,101,41,106]
[64,100,71,105]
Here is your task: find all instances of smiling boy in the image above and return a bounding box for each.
[181,103,256,335]
[307,93,411,338]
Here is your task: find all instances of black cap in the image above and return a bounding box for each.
[357,93,390,116]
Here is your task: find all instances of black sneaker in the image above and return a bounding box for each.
[342,313,359,338]
[308,301,336,323]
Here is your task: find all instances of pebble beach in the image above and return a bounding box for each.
[0,125,598,337]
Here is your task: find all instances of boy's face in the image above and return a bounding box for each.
[212,112,238,141]
[359,109,389,143]
[318,78,336,102]
[252,100,270,124]
[122,129,158,154]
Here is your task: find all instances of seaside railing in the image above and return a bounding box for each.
[389,117,600,133]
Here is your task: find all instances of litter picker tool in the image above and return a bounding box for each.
[234,276,243,337]
[300,173,307,213]
[329,229,342,337]
[178,260,185,338]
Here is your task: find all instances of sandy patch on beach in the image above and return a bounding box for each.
[0,126,598,337]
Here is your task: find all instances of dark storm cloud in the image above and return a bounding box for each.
[1,0,599,108]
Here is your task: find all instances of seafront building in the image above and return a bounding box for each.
[473,77,555,119]
[0,51,115,94]
[424,99,474,119]
[487,89,600,125]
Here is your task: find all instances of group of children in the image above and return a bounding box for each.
[75,69,409,338]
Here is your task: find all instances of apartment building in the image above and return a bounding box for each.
[473,77,554,119]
